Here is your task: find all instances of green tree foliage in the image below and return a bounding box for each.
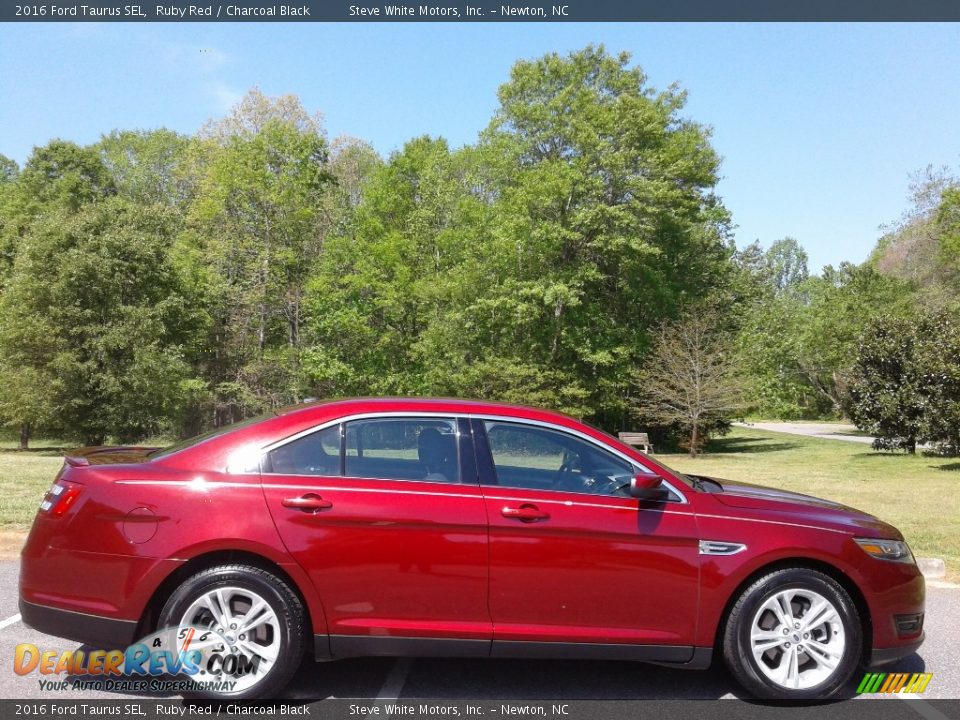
[937,187,960,288]
[869,166,959,304]
[734,239,916,419]
[306,136,484,398]
[0,141,122,445]
[17,50,948,449]
[764,237,809,293]
[0,154,20,279]
[98,129,193,206]
[917,315,960,450]
[733,291,810,418]
[849,314,960,453]
[1,142,117,282]
[798,264,915,414]
[426,45,731,422]
[185,91,337,425]
[18,140,116,211]
[304,46,734,427]
[0,198,198,445]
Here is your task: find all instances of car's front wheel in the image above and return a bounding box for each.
[723,567,862,700]
[158,564,306,700]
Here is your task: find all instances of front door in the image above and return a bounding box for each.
[261,416,491,656]
[474,418,701,659]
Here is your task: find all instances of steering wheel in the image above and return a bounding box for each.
[555,453,582,492]
[581,473,629,496]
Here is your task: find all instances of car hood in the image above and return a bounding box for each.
[703,477,901,538]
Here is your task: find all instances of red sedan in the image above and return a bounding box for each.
[20,398,924,700]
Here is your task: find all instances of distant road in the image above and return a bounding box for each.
[734,421,876,445]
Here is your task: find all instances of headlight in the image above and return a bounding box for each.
[854,538,915,563]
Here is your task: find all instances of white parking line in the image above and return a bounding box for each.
[0,613,21,631]
[377,658,412,708]
[900,696,953,720]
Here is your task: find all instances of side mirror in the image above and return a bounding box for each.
[629,472,666,500]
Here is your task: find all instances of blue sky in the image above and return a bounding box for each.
[2,22,959,271]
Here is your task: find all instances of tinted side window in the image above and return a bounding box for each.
[266,425,341,476]
[484,421,635,496]
[345,418,460,484]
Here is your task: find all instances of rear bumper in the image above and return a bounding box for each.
[20,599,139,649]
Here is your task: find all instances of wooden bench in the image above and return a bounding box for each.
[618,431,654,454]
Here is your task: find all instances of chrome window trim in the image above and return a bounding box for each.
[259,411,459,456]
[257,413,464,486]
[473,414,687,505]
[252,410,687,504]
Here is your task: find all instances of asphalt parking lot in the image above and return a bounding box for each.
[0,560,957,704]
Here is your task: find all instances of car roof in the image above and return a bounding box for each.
[274,396,569,418]
[150,395,671,481]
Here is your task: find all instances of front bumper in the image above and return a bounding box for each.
[869,634,925,668]
[19,599,140,649]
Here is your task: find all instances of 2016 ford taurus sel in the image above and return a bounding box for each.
[20,398,924,700]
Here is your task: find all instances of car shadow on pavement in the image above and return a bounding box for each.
[283,656,747,701]
[281,652,928,704]
[61,645,927,704]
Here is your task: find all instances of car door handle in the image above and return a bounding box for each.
[281,494,333,512]
[501,504,550,522]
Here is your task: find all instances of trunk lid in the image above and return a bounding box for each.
[64,446,158,467]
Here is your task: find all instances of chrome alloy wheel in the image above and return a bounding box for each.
[749,588,847,690]
[179,585,281,694]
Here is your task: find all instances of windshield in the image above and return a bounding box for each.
[148,413,273,460]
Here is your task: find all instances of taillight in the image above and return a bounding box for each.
[39,480,83,517]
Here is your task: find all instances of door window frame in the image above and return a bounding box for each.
[258,412,478,487]
[470,416,687,504]
[246,410,686,502]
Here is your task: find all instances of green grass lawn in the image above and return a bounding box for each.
[0,438,69,531]
[661,427,960,581]
[1,428,958,580]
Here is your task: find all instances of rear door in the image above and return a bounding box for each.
[261,416,491,656]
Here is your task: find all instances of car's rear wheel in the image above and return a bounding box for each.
[158,564,305,700]
[723,567,862,700]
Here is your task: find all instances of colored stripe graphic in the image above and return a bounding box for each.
[857,672,932,694]
[905,673,933,693]
[861,673,886,693]
[856,673,880,693]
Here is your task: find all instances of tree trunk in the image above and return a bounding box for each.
[906,437,917,455]
[288,288,300,348]
[259,219,271,354]
[689,423,699,458]
[19,424,30,451]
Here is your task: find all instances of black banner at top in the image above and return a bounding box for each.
[4,0,960,22]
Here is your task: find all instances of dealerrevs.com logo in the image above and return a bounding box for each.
[13,626,262,694]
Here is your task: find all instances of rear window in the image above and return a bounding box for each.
[148,413,272,460]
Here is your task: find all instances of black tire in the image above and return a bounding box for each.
[158,564,306,700]
[722,568,862,700]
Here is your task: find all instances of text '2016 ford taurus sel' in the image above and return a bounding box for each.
[20,398,924,700]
